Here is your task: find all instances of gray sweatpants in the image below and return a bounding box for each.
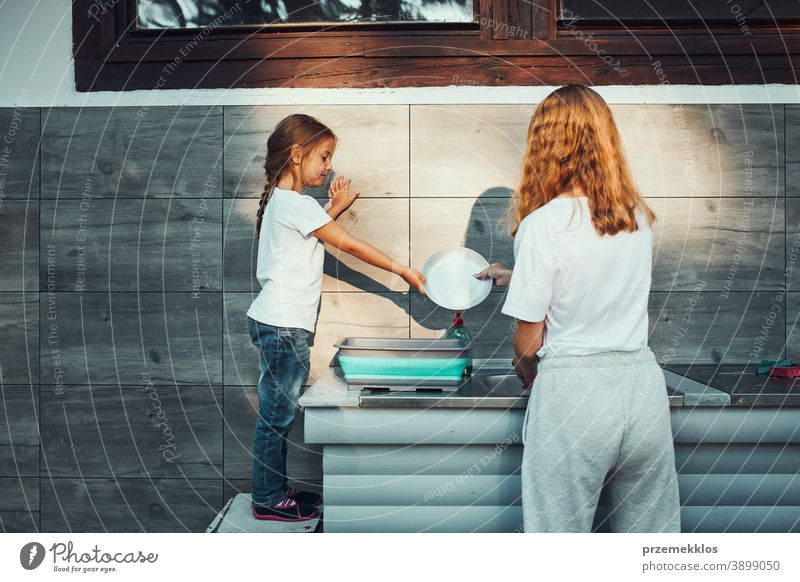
[521,348,681,533]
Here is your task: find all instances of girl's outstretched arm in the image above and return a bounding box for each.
[313,220,426,295]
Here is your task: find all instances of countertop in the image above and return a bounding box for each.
[664,364,800,407]
[299,359,800,410]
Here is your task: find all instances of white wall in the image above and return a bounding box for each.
[1,0,799,107]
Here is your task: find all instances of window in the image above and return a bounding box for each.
[74,0,800,91]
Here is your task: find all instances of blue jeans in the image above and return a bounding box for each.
[247,317,311,507]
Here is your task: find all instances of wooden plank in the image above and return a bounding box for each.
[38,292,222,386]
[679,474,800,506]
[614,104,784,198]
[223,385,322,481]
[323,504,522,532]
[0,108,39,199]
[0,200,38,292]
[648,197,785,292]
[223,198,410,293]
[40,477,221,532]
[410,104,530,197]
[410,197,514,278]
[681,506,800,533]
[77,53,800,91]
[0,385,39,478]
[40,198,222,292]
[649,291,784,364]
[223,105,409,199]
[0,478,39,532]
[41,106,222,199]
[787,293,799,357]
[788,105,800,197]
[224,292,410,386]
[531,0,552,40]
[0,293,38,384]
[411,292,515,359]
[41,385,222,478]
[323,444,523,475]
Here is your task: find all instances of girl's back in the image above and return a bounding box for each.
[505,195,653,357]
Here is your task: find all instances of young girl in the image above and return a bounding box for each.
[477,85,681,532]
[247,114,426,522]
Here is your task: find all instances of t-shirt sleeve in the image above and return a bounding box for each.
[283,195,332,237]
[501,216,556,322]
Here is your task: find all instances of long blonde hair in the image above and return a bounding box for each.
[255,114,336,237]
[507,84,655,237]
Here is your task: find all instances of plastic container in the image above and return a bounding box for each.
[334,337,471,386]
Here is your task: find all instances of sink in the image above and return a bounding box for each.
[471,369,685,407]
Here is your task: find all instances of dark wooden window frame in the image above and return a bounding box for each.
[74,0,800,91]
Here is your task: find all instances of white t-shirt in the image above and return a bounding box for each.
[247,187,332,332]
[501,196,653,358]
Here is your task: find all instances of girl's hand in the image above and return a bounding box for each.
[402,268,427,295]
[328,176,359,214]
[474,263,513,288]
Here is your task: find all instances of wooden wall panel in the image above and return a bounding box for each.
[223,105,409,199]
[411,197,514,279]
[0,478,38,532]
[0,385,39,478]
[649,292,784,365]
[41,199,222,292]
[614,105,784,198]
[40,478,221,532]
[0,200,38,292]
[649,197,785,292]
[0,108,39,199]
[41,385,222,478]
[41,107,222,199]
[410,105,531,197]
[223,385,322,482]
[0,292,38,384]
[38,293,222,385]
[787,105,799,197]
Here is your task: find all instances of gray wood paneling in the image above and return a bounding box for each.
[0,200,38,291]
[615,104,784,198]
[224,198,410,293]
[411,292,514,359]
[41,385,222,478]
[40,478,221,532]
[0,292,38,384]
[223,293,258,386]
[411,197,514,287]
[649,291,784,364]
[787,105,800,197]
[40,198,222,292]
[410,105,530,198]
[649,197,785,291]
[41,107,222,199]
[224,105,409,199]
[39,292,221,385]
[223,385,322,481]
[0,385,38,478]
[0,107,39,199]
[787,293,799,358]
[0,478,38,532]
[225,292,410,385]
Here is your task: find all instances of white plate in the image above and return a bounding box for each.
[421,247,492,311]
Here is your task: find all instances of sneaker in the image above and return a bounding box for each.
[287,486,322,506]
[252,495,319,522]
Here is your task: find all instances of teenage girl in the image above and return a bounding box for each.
[247,114,426,521]
[476,85,681,532]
